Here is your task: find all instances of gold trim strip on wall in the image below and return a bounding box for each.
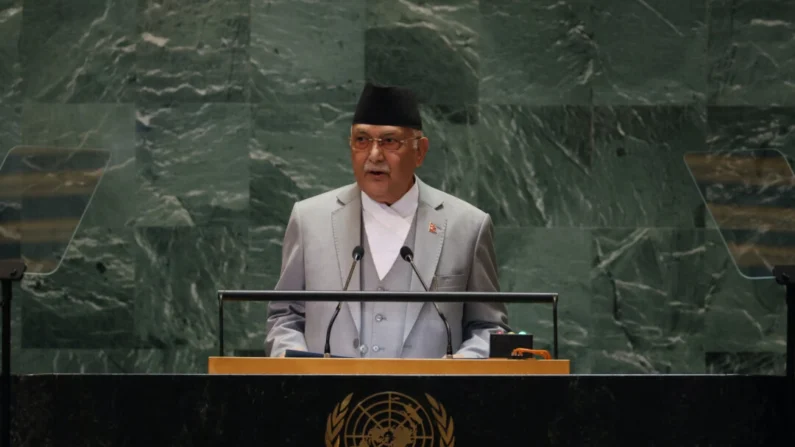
[0,218,82,243]
[0,171,103,198]
[727,242,795,267]
[706,203,795,231]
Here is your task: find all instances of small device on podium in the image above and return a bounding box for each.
[284,350,350,359]
[489,332,534,358]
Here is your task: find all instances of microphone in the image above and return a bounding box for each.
[324,245,364,358]
[399,246,454,359]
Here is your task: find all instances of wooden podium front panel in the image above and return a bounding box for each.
[208,356,570,375]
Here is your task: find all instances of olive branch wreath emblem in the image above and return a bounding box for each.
[325,393,352,447]
[324,392,455,447]
[425,393,455,447]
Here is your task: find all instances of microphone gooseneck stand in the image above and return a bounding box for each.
[773,266,795,441]
[324,246,364,358]
[1,261,25,447]
[400,246,454,359]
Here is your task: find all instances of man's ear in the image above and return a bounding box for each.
[415,137,429,167]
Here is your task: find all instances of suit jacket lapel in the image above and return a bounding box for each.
[403,179,446,344]
[331,184,362,334]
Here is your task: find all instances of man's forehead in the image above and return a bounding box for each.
[351,124,406,135]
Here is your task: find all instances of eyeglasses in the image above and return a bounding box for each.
[350,135,422,152]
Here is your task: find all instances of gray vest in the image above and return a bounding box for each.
[357,215,418,358]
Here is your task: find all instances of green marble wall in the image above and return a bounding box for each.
[0,0,791,375]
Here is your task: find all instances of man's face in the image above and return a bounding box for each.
[350,124,428,205]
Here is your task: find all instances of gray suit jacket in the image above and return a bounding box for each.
[265,177,510,358]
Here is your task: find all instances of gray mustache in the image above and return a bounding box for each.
[364,163,390,173]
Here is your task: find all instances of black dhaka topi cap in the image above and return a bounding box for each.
[352,82,422,130]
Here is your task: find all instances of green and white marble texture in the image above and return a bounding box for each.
[479,0,593,105]
[0,0,21,102]
[21,104,136,229]
[135,103,250,227]
[133,226,247,351]
[366,0,480,105]
[19,0,135,102]
[592,0,708,105]
[0,0,791,375]
[475,105,593,226]
[709,0,795,105]
[0,103,20,166]
[136,0,250,102]
[249,0,366,104]
[590,106,708,227]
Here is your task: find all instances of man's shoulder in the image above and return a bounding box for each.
[292,183,355,216]
[426,185,490,229]
[423,183,489,223]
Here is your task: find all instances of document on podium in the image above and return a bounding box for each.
[0,145,111,275]
[284,350,351,359]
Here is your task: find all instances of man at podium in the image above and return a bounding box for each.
[265,82,510,359]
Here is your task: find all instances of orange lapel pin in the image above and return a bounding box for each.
[428,222,437,234]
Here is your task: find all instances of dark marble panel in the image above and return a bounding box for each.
[0,0,22,102]
[709,0,795,105]
[246,225,284,291]
[707,106,795,160]
[12,348,234,374]
[590,229,727,374]
[479,0,593,105]
[136,0,249,102]
[246,120,286,309]
[474,105,593,227]
[20,227,136,349]
[13,349,139,374]
[496,227,592,373]
[244,226,284,353]
[365,0,479,105]
[11,375,790,446]
[591,106,707,227]
[21,104,136,229]
[415,105,477,204]
[6,283,22,357]
[592,0,707,105]
[134,348,218,373]
[133,225,247,351]
[249,0,365,104]
[19,0,135,103]
[706,352,786,375]
[0,103,20,163]
[249,102,355,227]
[135,104,250,227]
[702,258,786,356]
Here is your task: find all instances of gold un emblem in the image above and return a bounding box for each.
[325,391,455,447]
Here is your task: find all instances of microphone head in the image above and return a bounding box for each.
[399,246,414,261]
[352,245,365,260]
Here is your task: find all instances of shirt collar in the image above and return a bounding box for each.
[361,176,419,219]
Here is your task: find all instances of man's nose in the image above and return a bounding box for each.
[367,143,385,160]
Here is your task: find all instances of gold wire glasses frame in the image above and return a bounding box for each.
[349,135,422,152]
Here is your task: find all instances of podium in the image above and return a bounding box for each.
[215,290,568,379]
[208,356,571,375]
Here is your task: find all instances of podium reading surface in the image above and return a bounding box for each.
[208,356,570,375]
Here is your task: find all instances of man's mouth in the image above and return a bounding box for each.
[367,171,388,178]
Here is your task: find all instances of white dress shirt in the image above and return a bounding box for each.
[360,180,419,280]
